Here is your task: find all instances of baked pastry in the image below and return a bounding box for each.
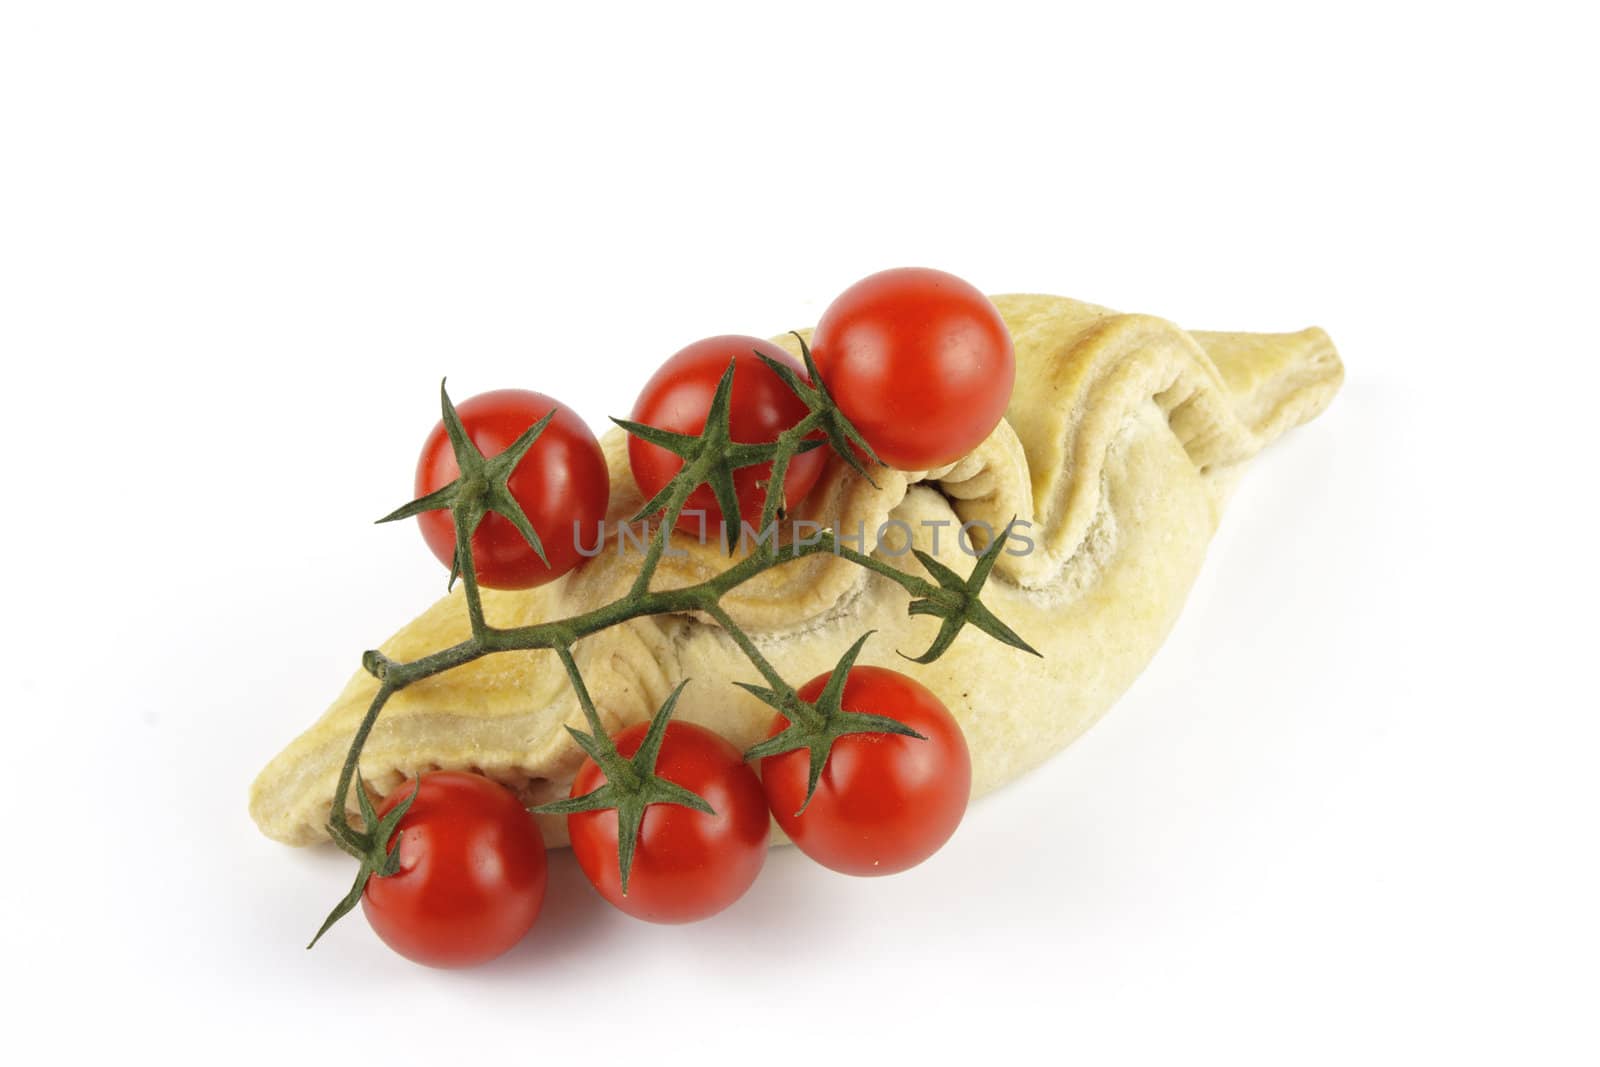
[250,293,1342,847]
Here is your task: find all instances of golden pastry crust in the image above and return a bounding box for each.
[249,294,1342,847]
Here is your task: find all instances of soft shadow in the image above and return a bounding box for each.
[471,849,612,974]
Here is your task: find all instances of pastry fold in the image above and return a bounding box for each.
[250,294,1342,847]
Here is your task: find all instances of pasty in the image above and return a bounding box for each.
[250,294,1342,847]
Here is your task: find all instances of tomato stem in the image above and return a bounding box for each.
[701,601,793,700]
[312,684,425,949]
[738,630,928,812]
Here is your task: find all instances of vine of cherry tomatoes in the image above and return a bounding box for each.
[360,267,1014,967]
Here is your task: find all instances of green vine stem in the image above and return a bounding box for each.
[310,346,1037,946]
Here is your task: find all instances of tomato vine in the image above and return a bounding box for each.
[310,334,1037,946]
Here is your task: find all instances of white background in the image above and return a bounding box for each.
[3,2,1596,1063]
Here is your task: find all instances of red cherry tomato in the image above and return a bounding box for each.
[810,267,1015,470]
[627,336,824,540]
[362,772,549,968]
[567,721,769,923]
[761,666,971,876]
[415,389,609,589]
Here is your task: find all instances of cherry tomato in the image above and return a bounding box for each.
[627,336,824,539]
[810,267,1015,470]
[362,772,549,968]
[761,666,971,876]
[567,721,769,923]
[415,389,609,589]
